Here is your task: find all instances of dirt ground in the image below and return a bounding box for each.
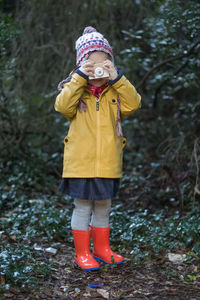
[2,242,200,300]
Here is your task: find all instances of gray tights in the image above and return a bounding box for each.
[71,198,111,230]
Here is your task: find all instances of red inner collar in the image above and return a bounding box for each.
[88,84,107,98]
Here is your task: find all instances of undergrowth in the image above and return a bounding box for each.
[0,162,200,294]
[110,203,200,264]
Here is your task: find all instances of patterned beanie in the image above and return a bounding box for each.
[75,26,114,66]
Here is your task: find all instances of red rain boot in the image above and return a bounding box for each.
[91,226,125,265]
[72,229,100,271]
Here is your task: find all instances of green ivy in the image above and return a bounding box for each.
[110,203,200,263]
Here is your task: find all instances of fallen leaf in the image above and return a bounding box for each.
[97,289,109,299]
[187,275,197,281]
[43,288,53,296]
[60,285,69,292]
[9,287,20,295]
[114,290,119,296]
[133,290,142,294]
[147,276,157,280]
[3,294,13,298]
[83,292,91,297]
[45,247,57,254]
[33,244,43,251]
[183,281,193,285]
[0,275,5,285]
[64,269,72,274]
[187,251,198,258]
[9,235,17,241]
[167,253,186,263]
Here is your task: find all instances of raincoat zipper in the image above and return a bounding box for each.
[96,98,99,111]
[96,98,100,175]
[95,88,108,175]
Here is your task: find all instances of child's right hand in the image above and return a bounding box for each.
[79,60,95,78]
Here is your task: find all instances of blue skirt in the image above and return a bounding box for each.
[58,178,120,200]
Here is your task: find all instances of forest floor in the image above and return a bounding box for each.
[2,241,200,300]
[1,170,200,299]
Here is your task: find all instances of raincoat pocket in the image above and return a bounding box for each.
[63,136,71,164]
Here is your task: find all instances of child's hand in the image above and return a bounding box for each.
[79,60,95,78]
[103,60,118,81]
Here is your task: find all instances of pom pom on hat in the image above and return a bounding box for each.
[83,26,97,34]
[75,26,113,65]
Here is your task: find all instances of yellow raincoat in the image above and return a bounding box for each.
[55,72,141,178]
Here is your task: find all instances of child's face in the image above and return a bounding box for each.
[88,51,110,87]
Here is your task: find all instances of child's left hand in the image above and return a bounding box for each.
[103,60,118,81]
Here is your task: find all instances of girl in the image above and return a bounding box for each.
[55,26,141,271]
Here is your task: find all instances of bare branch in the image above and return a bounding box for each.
[153,60,189,107]
[136,39,200,89]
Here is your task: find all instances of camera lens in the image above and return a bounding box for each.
[95,67,104,77]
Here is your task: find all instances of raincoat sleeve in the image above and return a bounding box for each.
[54,73,87,121]
[109,73,141,117]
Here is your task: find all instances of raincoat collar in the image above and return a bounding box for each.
[87,84,108,98]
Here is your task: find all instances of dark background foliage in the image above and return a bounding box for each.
[1,0,199,201]
[0,0,200,296]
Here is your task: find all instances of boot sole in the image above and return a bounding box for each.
[93,256,125,265]
[74,261,100,271]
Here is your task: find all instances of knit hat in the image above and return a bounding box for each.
[75,26,114,66]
